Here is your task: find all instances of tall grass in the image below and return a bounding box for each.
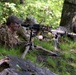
[0,37,76,75]
[0,47,21,59]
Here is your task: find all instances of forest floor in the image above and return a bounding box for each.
[0,36,76,75]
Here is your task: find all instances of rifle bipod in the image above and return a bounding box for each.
[21,43,58,59]
[21,42,36,59]
[21,29,58,59]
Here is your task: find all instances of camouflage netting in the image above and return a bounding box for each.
[0,56,57,75]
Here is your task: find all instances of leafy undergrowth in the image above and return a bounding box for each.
[0,37,76,75]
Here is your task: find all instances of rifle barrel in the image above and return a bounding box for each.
[68,33,76,36]
[51,30,65,34]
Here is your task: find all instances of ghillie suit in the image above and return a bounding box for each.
[0,25,27,48]
[0,16,38,48]
[23,16,39,25]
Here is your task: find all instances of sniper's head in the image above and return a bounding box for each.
[6,15,22,31]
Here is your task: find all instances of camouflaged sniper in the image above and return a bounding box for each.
[0,15,27,48]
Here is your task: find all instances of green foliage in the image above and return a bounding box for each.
[34,38,54,51]
[25,50,37,63]
[0,47,21,59]
[47,57,56,69]
[0,2,18,23]
[0,0,63,28]
[59,37,76,50]
[17,0,63,28]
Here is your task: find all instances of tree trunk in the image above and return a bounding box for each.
[20,0,25,4]
[60,0,76,32]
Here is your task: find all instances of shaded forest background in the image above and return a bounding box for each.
[0,0,63,28]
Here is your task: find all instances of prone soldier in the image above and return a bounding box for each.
[0,15,39,49]
[0,15,28,49]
